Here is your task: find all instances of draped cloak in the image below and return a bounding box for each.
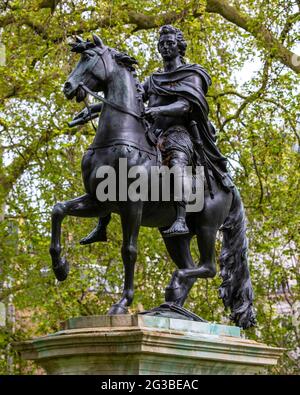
[146,64,233,189]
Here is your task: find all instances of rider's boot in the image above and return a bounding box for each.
[80,214,111,245]
[162,201,189,237]
[162,164,191,238]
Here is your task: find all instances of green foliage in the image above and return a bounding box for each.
[0,0,299,374]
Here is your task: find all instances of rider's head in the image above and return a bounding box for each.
[158,25,187,62]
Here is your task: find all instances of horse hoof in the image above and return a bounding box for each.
[165,285,184,303]
[107,303,128,315]
[52,257,69,281]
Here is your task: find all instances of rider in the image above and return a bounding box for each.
[75,25,233,243]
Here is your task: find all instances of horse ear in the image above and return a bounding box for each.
[93,34,104,48]
[76,35,84,43]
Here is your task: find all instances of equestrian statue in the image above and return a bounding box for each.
[50,25,256,329]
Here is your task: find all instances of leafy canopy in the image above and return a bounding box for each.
[0,0,299,374]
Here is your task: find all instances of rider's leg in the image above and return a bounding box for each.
[162,201,189,237]
[80,213,111,245]
[162,151,191,237]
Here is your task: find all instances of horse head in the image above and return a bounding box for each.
[63,34,109,102]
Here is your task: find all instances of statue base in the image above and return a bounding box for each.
[15,314,283,375]
[139,302,207,321]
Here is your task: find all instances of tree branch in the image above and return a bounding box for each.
[0,13,15,28]
[1,1,299,74]
[250,135,264,206]
[38,0,61,13]
[279,12,300,43]
[1,127,53,202]
[0,16,47,39]
[205,0,300,74]
[219,61,270,131]
[209,90,300,145]
[0,86,20,105]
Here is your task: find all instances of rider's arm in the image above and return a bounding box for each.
[156,97,190,116]
[145,74,205,119]
[145,97,190,120]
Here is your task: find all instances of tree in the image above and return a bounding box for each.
[0,0,299,374]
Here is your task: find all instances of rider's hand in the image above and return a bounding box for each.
[73,108,89,121]
[145,107,162,121]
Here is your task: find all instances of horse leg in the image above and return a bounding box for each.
[49,194,105,281]
[171,226,218,285]
[108,202,142,315]
[195,226,218,277]
[170,183,232,285]
[162,234,197,306]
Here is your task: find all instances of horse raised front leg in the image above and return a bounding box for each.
[49,194,103,281]
[108,202,142,315]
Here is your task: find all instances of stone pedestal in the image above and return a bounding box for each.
[15,315,283,375]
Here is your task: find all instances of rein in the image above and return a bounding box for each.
[79,82,144,121]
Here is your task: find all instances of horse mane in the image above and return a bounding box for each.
[110,49,137,70]
[110,48,144,108]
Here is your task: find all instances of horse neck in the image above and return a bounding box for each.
[107,65,140,115]
[93,62,148,147]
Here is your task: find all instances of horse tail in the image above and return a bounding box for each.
[219,186,256,329]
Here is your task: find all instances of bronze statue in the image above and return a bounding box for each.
[50,26,256,329]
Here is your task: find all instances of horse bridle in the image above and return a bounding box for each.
[79,46,144,131]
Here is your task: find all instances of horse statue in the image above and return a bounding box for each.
[49,33,256,329]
